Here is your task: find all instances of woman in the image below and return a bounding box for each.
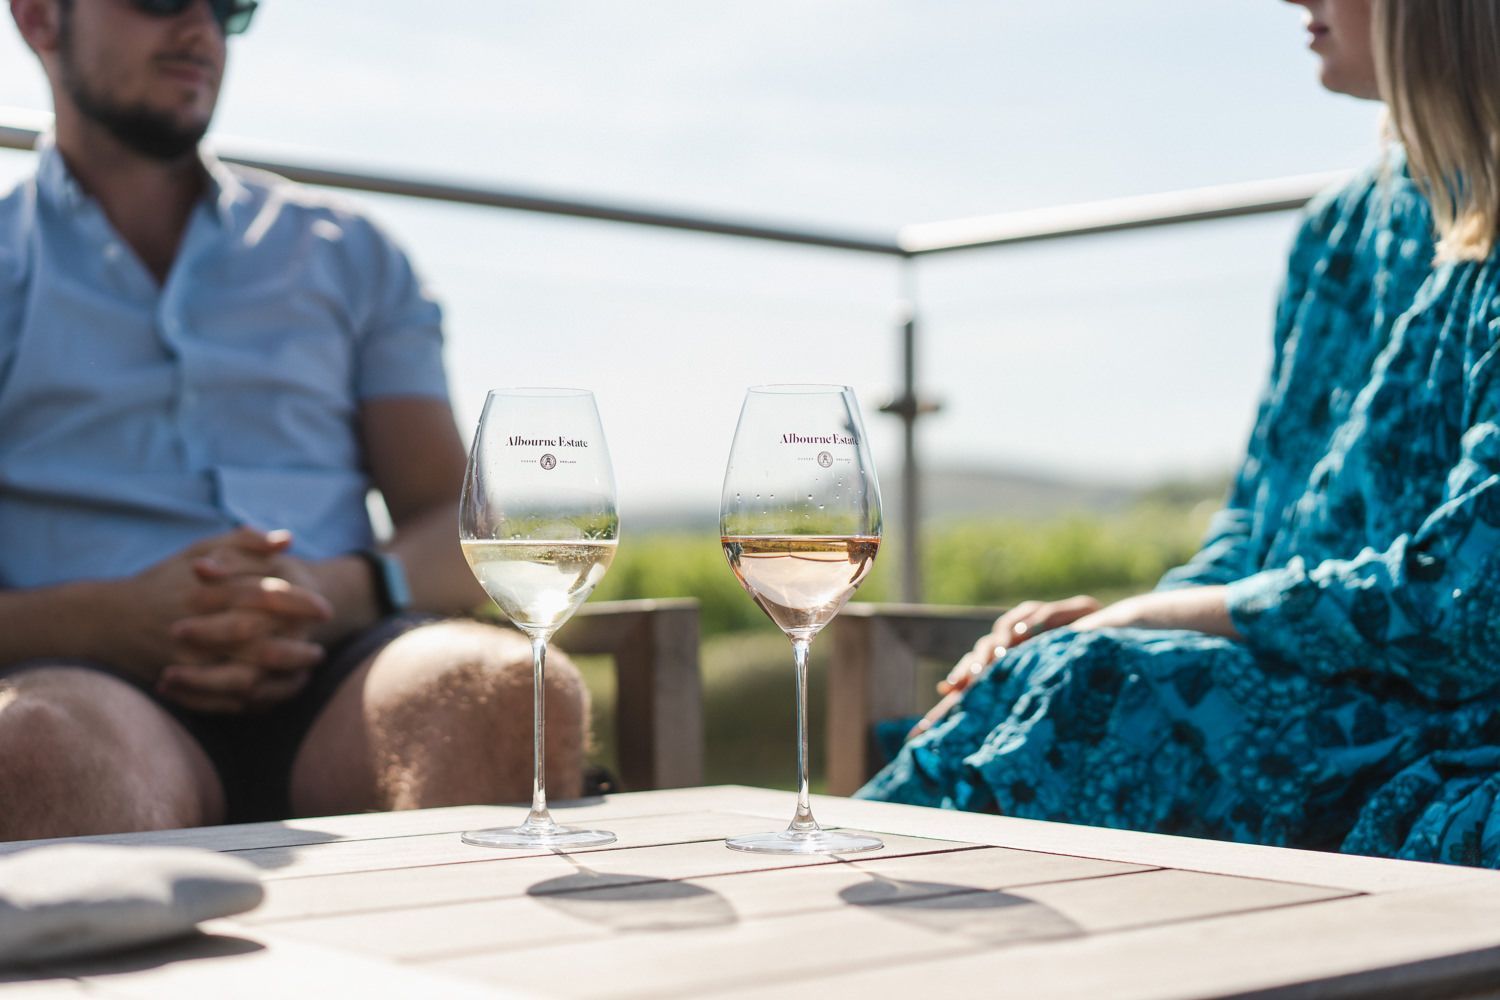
[860,0,1500,868]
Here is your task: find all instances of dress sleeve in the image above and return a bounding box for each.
[1227,296,1500,703]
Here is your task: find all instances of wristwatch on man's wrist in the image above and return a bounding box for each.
[355,549,411,617]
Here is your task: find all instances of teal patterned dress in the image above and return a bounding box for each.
[859,155,1500,867]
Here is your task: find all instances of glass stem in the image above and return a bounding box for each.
[789,636,819,833]
[526,633,553,830]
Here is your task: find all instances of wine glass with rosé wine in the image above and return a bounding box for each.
[459,388,618,849]
[720,384,884,854]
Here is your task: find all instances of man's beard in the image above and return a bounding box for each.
[57,26,211,161]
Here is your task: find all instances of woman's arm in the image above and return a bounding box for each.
[1223,320,1500,702]
[1070,585,1239,638]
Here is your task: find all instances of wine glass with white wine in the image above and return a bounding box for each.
[720,384,883,854]
[459,388,618,849]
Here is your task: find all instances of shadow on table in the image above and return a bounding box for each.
[218,826,349,872]
[0,825,348,873]
[526,852,738,933]
[1,931,264,984]
[547,796,609,810]
[838,866,1082,946]
[219,803,603,869]
[0,824,351,872]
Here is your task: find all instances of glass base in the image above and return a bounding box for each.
[462,824,617,850]
[726,828,883,855]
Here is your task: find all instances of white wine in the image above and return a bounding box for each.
[462,539,617,635]
[721,535,879,638]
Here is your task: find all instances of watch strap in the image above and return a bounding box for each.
[354,549,411,617]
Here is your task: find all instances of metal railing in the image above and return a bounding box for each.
[0,109,1346,600]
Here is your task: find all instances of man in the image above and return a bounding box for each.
[0,0,587,838]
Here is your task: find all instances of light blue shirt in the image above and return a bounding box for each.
[0,138,449,588]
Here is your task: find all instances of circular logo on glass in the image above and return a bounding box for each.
[817,451,834,468]
[539,453,558,471]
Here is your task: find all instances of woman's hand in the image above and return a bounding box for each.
[938,596,1102,697]
[907,586,1240,741]
[908,596,1101,740]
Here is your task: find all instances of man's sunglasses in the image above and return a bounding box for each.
[129,0,259,36]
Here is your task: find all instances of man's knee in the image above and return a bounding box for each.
[0,683,80,773]
[347,621,592,805]
[373,621,588,726]
[0,667,220,838]
[0,668,136,775]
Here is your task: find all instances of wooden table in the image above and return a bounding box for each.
[6,785,1500,999]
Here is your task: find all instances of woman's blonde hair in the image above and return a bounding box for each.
[1375,0,1500,261]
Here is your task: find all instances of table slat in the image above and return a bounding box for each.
[245,833,978,924]
[0,804,521,857]
[235,811,853,880]
[0,787,773,858]
[13,928,519,1000]
[424,866,1351,999]
[0,979,100,997]
[720,881,1500,1000]
[250,845,1147,961]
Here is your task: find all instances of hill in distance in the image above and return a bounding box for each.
[629,464,1231,533]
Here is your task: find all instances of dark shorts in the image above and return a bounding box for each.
[1,615,436,824]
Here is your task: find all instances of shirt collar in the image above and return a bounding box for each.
[33,133,87,213]
[198,144,247,229]
[32,131,245,229]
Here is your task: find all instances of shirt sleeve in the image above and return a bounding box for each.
[0,181,34,399]
[1227,306,1500,703]
[346,214,449,402]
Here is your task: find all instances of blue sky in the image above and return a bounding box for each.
[0,2,1384,518]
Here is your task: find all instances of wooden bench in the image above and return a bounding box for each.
[555,598,703,792]
[825,602,1002,795]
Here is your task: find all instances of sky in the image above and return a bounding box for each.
[0,1,1385,524]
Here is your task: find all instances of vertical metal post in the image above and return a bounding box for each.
[898,301,922,603]
[880,258,928,604]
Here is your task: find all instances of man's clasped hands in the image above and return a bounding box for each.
[100,527,337,714]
